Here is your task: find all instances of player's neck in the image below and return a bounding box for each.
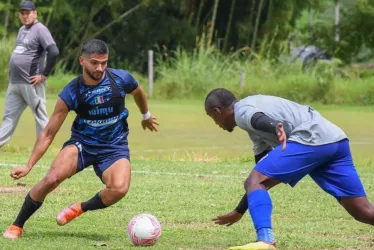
[24,19,38,29]
[82,72,105,86]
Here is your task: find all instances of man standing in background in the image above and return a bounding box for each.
[0,1,59,147]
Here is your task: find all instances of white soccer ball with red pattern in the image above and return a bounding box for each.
[127,213,162,246]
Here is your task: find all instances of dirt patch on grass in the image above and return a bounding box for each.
[0,186,28,193]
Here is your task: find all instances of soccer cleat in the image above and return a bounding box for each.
[3,225,23,239]
[228,241,277,250]
[56,202,84,226]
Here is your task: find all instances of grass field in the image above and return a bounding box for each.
[0,96,373,249]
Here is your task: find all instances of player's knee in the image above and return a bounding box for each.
[42,174,63,189]
[110,184,129,198]
[352,207,374,224]
[244,177,258,193]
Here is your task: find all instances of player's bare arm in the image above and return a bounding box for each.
[130,85,159,132]
[10,98,69,179]
[213,147,273,227]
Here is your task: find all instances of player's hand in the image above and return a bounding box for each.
[10,166,31,180]
[212,210,243,227]
[141,116,159,132]
[276,122,287,151]
[30,75,46,86]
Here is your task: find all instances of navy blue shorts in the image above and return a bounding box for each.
[62,139,130,180]
[254,139,366,200]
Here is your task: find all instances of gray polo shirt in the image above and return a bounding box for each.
[9,21,56,84]
[234,95,348,155]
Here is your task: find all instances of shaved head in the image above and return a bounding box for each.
[204,88,237,114]
[204,88,237,132]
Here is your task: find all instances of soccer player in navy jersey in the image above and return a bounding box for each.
[3,39,158,239]
[205,88,374,250]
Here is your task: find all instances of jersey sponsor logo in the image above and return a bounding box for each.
[83,115,119,127]
[88,106,113,116]
[84,86,111,98]
[13,45,26,54]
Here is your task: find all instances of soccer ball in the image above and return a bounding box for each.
[127,213,162,246]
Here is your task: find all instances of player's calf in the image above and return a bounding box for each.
[242,170,280,245]
[31,173,65,201]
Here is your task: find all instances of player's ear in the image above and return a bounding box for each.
[79,56,84,66]
[213,107,222,115]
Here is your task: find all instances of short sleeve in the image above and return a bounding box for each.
[38,25,56,49]
[234,103,262,132]
[116,70,139,94]
[234,101,270,155]
[58,82,76,111]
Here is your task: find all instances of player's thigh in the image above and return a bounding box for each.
[254,141,333,187]
[100,158,131,190]
[309,140,366,200]
[46,144,80,180]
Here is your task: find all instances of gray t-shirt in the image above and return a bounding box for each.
[234,95,347,155]
[9,21,56,84]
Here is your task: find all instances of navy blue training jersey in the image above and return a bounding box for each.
[58,68,138,146]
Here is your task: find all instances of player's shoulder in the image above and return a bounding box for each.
[107,68,133,79]
[240,94,292,105]
[33,22,50,32]
[62,75,80,93]
[107,68,137,87]
[234,94,274,123]
[236,94,263,108]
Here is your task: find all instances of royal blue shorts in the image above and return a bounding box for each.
[62,139,130,180]
[254,139,366,200]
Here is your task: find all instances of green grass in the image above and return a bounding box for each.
[0,97,373,249]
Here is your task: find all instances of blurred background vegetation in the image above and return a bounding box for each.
[1,0,374,104]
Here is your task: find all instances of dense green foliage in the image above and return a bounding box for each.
[1,0,374,103]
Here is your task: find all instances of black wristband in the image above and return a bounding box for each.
[235,148,273,214]
[235,194,248,214]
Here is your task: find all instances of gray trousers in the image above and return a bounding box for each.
[0,82,49,147]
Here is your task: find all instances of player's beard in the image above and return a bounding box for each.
[85,68,104,81]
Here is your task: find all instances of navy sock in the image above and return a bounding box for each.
[81,192,107,212]
[13,193,43,228]
[247,189,275,244]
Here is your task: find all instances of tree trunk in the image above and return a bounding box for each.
[45,0,57,27]
[185,0,196,19]
[2,0,11,40]
[91,3,143,38]
[208,0,219,45]
[223,0,235,52]
[309,6,312,38]
[247,0,256,45]
[266,0,273,24]
[251,0,264,51]
[335,0,340,43]
[195,0,205,29]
